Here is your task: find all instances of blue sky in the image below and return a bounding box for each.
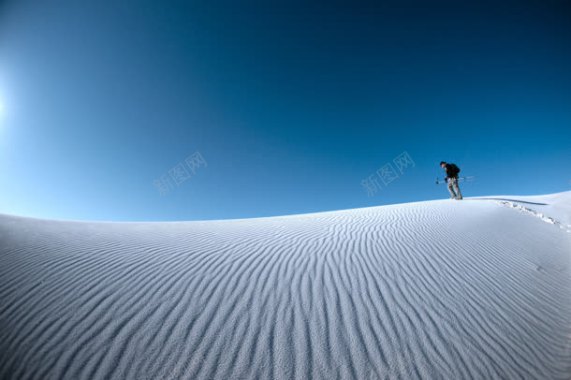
[0,0,570,221]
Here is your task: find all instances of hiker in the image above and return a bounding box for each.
[440,161,463,200]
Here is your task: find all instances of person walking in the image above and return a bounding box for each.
[440,161,463,200]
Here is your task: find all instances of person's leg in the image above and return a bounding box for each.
[447,180,457,199]
[452,178,463,200]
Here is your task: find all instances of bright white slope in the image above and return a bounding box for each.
[1,192,570,380]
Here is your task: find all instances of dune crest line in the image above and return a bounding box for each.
[1,194,571,379]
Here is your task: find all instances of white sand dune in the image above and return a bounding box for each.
[1,193,570,379]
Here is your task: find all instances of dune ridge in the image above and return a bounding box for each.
[1,194,570,379]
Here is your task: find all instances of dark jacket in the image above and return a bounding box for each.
[444,163,460,180]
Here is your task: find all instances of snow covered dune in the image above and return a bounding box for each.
[1,193,570,379]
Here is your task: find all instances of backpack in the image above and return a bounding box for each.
[449,163,461,176]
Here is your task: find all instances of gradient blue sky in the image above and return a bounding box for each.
[0,0,570,221]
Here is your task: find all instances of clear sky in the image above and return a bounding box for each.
[0,0,570,221]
